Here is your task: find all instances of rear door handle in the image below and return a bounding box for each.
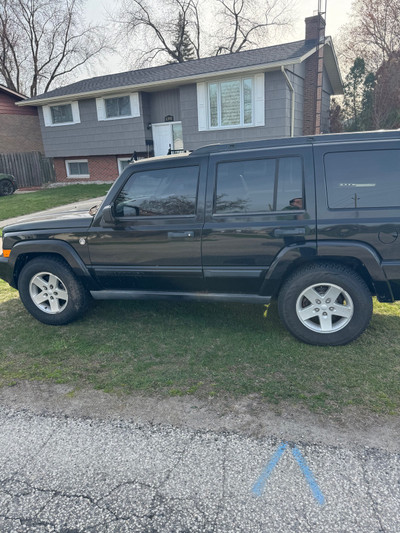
[274,228,306,237]
[168,231,194,239]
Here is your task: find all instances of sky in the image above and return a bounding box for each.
[84,0,352,75]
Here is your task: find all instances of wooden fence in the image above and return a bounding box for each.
[0,151,55,188]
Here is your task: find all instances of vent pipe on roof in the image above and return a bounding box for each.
[281,66,295,137]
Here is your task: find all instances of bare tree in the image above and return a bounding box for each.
[373,51,400,129]
[0,0,109,96]
[114,0,294,67]
[337,0,400,72]
[213,0,294,55]
[115,0,201,66]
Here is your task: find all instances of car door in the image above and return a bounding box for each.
[202,146,316,295]
[87,157,207,292]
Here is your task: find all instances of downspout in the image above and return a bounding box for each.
[281,66,295,137]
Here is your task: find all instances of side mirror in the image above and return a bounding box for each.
[101,205,115,226]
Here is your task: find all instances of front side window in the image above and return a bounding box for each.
[208,78,253,128]
[115,166,199,217]
[105,96,131,118]
[325,150,400,209]
[214,157,303,214]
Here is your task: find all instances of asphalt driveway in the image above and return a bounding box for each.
[0,197,104,228]
[0,382,399,532]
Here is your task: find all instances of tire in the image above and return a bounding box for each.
[18,257,89,325]
[0,179,15,196]
[278,263,373,346]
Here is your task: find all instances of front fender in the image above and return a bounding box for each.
[8,239,100,290]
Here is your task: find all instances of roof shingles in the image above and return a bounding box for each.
[26,38,318,103]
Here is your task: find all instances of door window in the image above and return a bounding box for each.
[115,166,199,217]
[214,156,303,214]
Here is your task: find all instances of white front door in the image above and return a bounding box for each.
[152,123,173,156]
[152,122,183,156]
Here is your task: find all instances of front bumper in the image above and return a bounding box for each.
[0,256,14,287]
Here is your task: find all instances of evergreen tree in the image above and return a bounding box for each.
[170,13,195,63]
[342,58,375,132]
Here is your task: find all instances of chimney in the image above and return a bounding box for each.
[305,14,326,41]
[303,15,326,135]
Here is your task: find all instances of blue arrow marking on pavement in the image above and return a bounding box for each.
[251,442,288,497]
[251,442,325,505]
[291,446,325,505]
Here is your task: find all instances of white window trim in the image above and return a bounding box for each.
[96,93,140,121]
[65,159,90,179]
[117,157,131,174]
[42,102,81,127]
[197,73,265,131]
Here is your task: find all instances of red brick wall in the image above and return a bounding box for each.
[303,54,319,136]
[303,15,326,136]
[54,155,131,182]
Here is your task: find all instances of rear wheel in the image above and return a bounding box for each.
[0,179,15,196]
[18,257,89,325]
[278,264,373,346]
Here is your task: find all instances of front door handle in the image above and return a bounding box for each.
[168,231,194,239]
[274,228,306,237]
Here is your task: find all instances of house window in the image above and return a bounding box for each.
[118,158,131,174]
[51,104,73,124]
[105,96,131,118]
[208,78,253,128]
[66,160,89,178]
[43,102,80,126]
[197,73,264,131]
[96,93,140,121]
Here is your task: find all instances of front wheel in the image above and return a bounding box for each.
[18,257,89,325]
[278,264,373,346]
[0,179,15,196]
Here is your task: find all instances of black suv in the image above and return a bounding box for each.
[1,130,400,346]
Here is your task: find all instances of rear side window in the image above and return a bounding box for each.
[115,166,199,217]
[325,150,400,209]
[214,156,303,214]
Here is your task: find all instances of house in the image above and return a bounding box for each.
[0,85,44,154]
[17,14,342,183]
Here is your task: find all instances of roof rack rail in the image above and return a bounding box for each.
[189,130,400,156]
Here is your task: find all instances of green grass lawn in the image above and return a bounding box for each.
[0,184,110,222]
[1,279,399,414]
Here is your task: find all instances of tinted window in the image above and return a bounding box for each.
[214,157,303,214]
[325,150,400,208]
[276,157,304,211]
[115,166,199,217]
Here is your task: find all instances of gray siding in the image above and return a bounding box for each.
[38,57,335,159]
[148,89,181,124]
[180,69,304,151]
[39,97,148,157]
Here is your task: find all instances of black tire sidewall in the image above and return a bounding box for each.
[0,179,14,196]
[18,258,87,325]
[278,266,373,346]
